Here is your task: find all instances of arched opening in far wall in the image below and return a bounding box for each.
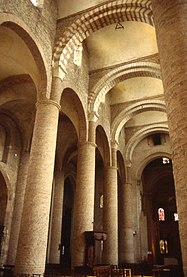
[141,157,182,267]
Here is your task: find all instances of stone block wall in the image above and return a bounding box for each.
[0,0,57,72]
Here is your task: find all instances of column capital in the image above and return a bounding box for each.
[78,140,97,149]
[105,165,118,171]
[36,99,61,111]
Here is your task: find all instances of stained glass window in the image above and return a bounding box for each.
[174,213,178,221]
[159,240,168,254]
[158,208,165,221]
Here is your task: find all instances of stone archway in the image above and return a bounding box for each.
[53,0,153,76]
[141,157,182,270]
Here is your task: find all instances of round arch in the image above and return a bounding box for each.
[89,62,161,113]
[117,150,126,182]
[61,87,87,142]
[0,14,48,98]
[112,99,166,143]
[96,125,110,166]
[136,152,172,181]
[52,0,153,75]
[125,124,169,166]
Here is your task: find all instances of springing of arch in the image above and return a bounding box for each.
[111,99,166,143]
[89,61,161,113]
[125,123,169,166]
[52,0,153,75]
[61,87,87,142]
[96,125,111,166]
[117,150,126,181]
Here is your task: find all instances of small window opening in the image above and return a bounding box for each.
[73,44,83,67]
[158,207,165,221]
[174,213,179,221]
[99,194,103,208]
[162,157,170,164]
[159,239,168,254]
[152,133,162,145]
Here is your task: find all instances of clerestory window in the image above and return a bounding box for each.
[158,207,165,221]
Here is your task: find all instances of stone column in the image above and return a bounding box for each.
[49,171,64,264]
[103,143,118,266]
[119,181,135,264]
[151,1,187,274]
[72,141,96,267]
[14,99,61,275]
[6,150,30,265]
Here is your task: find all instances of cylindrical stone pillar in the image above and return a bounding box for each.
[151,1,187,275]
[14,99,60,275]
[72,141,96,267]
[103,165,118,266]
[119,182,135,264]
[6,150,30,265]
[49,171,64,264]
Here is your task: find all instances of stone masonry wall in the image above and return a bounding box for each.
[0,0,57,72]
[63,43,90,113]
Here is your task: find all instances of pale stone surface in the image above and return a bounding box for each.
[6,151,29,265]
[48,171,64,264]
[152,0,187,274]
[72,141,96,267]
[0,1,186,276]
[119,182,136,264]
[14,100,60,275]
[103,166,118,265]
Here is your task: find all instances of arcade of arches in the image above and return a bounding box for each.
[0,1,187,276]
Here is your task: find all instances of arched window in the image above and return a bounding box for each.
[158,207,165,221]
[174,213,178,221]
[162,157,170,164]
[99,194,103,208]
[159,240,168,254]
